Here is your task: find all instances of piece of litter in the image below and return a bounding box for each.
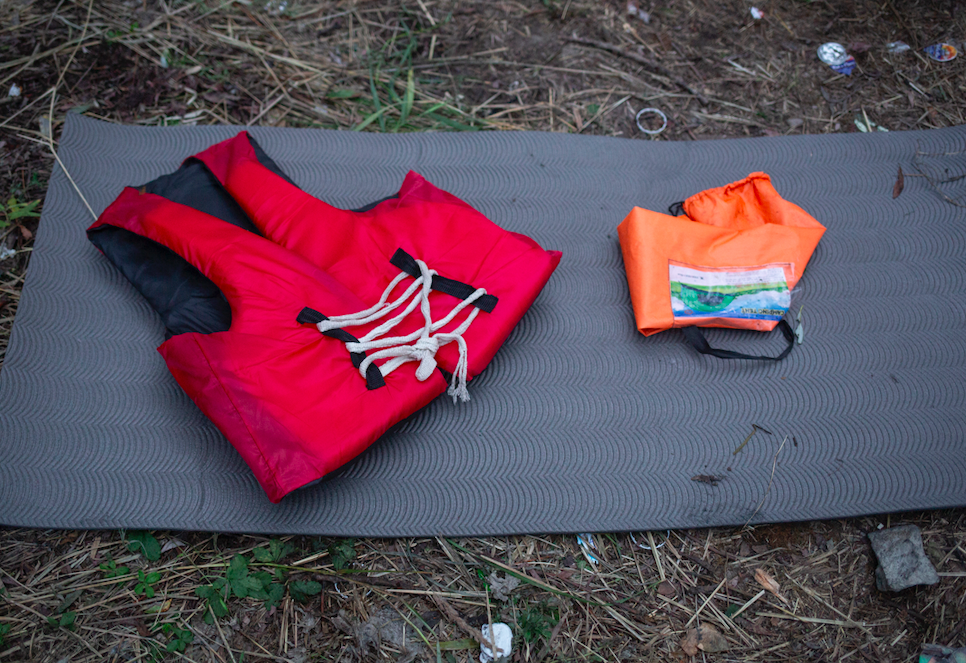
[626,2,650,23]
[795,306,804,344]
[867,524,939,592]
[159,53,168,68]
[0,247,16,261]
[8,84,21,97]
[886,41,911,54]
[631,530,670,550]
[817,42,848,66]
[480,623,512,663]
[854,114,888,133]
[160,538,187,554]
[635,107,667,135]
[817,42,856,75]
[577,533,599,565]
[832,56,856,75]
[750,7,764,20]
[920,643,966,663]
[923,43,958,62]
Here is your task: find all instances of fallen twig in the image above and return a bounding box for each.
[565,36,709,105]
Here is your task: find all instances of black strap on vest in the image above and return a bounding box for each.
[390,248,499,313]
[668,201,686,216]
[296,307,386,389]
[681,319,796,361]
[297,249,497,390]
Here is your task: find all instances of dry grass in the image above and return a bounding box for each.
[1,0,965,660]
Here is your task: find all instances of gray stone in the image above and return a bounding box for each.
[867,524,939,592]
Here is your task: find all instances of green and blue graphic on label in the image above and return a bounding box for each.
[669,261,791,321]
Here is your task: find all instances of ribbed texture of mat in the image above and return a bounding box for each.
[1,114,964,535]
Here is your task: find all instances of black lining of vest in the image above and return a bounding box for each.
[389,248,498,313]
[296,307,385,390]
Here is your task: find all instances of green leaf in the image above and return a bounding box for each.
[326,89,360,99]
[145,572,162,584]
[126,531,161,561]
[288,580,322,603]
[264,582,285,609]
[227,555,252,598]
[368,69,387,133]
[55,590,82,614]
[328,539,356,571]
[253,539,295,563]
[395,68,415,131]
[424,112,480,132]
[7,198,39,220]
[725,604,742,618]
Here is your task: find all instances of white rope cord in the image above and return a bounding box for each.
[317,258,487,402]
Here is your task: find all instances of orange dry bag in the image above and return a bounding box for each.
[617,172,825,360]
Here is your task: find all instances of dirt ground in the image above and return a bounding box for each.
[1,0,965,661]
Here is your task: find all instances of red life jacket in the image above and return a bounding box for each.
[193,132,560,379]
[89,134,561,502]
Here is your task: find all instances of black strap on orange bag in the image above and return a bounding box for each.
[681,319,796,361]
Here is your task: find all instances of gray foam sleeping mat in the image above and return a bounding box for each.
[1,113,964,536]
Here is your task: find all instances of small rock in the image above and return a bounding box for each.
[657,580,676,597]
[867,524,939,592]
[787,118,804,129]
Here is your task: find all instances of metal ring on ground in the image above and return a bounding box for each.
[635,108,668,135]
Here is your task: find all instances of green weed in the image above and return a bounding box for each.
[0,623,10,649]
[134,569,162,598]
[126,531,161,561]
[159,623,194,653]
[253,539,295,563]
[46,611,76,631]
[288,580,322,604]
[516,601,559,644]
[1,197,40,228]
[99,556,130,579]
[328,538,357,571]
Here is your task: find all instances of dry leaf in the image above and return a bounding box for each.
[681,624,729,656]
[755,568,789,604]
[893,165,905,199]
[18,225,33,240]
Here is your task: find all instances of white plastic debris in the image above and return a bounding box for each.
[635,107,667,135]
[0,247,16,261]
[750,7,764,19]
[480,623,513,663]
[577,533,600,565]
[626,2,650,23]
[886,41,910,54]
[8,84,21,97]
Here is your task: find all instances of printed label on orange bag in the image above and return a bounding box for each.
[669,261,791,322]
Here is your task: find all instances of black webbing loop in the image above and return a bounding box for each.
[681,319,796,361]
[296,307,386,389]
[668,201,686,216]
[389,248,498,313]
